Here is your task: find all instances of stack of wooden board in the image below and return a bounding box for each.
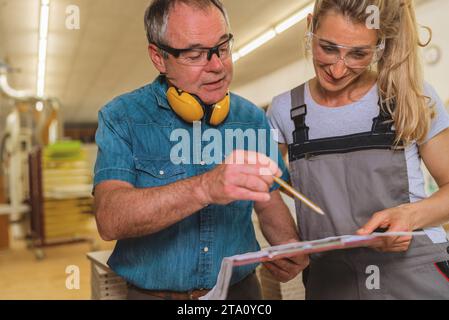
[0,174,8,249]
[0,214,9,250]
[87,251,128,300]
[41,142,93,241]
[0,174,5,203]
[43,198,92,240]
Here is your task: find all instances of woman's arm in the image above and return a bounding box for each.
[412,128,449,228]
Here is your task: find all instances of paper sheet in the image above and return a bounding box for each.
[200,231,426,300]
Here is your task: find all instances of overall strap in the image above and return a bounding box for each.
[288,89,402,162]
[371,99,396,134]
[290,84,309,144]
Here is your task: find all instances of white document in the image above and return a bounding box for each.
[201,232,426,300]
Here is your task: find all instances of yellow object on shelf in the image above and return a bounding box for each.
[44,141,82,159]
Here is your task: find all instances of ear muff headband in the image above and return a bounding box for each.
[166,87,230,126]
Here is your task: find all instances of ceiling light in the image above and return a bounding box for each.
[274,3,314,34]
[233,2,314,62]
[37,0,50,98]
[39,3,49,39]
[238,30,276,58]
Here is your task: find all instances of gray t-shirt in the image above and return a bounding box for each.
[268,81,449,244]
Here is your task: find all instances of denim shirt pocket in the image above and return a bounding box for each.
[134,158,187,188]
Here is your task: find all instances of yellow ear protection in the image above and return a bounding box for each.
[166,87,230,127]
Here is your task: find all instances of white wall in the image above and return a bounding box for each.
[234,58,315,107]
[417,0,449,107]
[235,0,449,109]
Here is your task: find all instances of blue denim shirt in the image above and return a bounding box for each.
[94,76,289,291]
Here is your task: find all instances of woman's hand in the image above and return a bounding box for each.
[356,204,419,253]
[358,129,449,253]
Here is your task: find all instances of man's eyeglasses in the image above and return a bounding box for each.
[306,32,385,69]
[155,34,234,67]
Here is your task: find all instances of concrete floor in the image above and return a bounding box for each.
[0,216,304,300]
[0,219,115,300]
[2,216,444,300]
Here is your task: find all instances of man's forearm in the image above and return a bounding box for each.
[255,191,299,245]
[96,175,209,241]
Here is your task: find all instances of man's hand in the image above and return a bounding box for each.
[197,150,282,205]
[357,204,418,253]
[263,240,309,283]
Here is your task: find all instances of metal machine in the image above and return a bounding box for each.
[0,61,62,240]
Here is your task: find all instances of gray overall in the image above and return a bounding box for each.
[288,84,449,300]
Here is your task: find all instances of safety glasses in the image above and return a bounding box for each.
[306,32,385,69]
[155,34,234,67]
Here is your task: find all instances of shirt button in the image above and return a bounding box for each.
[159,170,165,175]
[203,247,209,253]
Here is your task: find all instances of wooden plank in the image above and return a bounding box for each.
[44,199,92,209]
[0,174,5,203]
[0,215,9,250]
[46,200,92,206]
[44,217,90,229]
[43,225,90,239]
[44,208,92,217]
[43,169,91,177]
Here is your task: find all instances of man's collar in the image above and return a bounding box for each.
[154,75,171,110]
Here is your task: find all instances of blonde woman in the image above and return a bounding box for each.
[268,0,449,299]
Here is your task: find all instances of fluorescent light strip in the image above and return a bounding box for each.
[275,3,314,34]
[38,38,47,61]
[238,30,276,58]
[37,0,50,98]
[232,2,314,63]
[39,4,49,39]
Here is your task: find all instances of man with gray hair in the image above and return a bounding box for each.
[93,0,308,300]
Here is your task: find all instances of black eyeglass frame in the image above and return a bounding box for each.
[155,34,234,61]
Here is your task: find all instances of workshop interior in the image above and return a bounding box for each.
[0,0,448,300]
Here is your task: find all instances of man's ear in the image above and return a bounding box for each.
[148,44,167,74]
